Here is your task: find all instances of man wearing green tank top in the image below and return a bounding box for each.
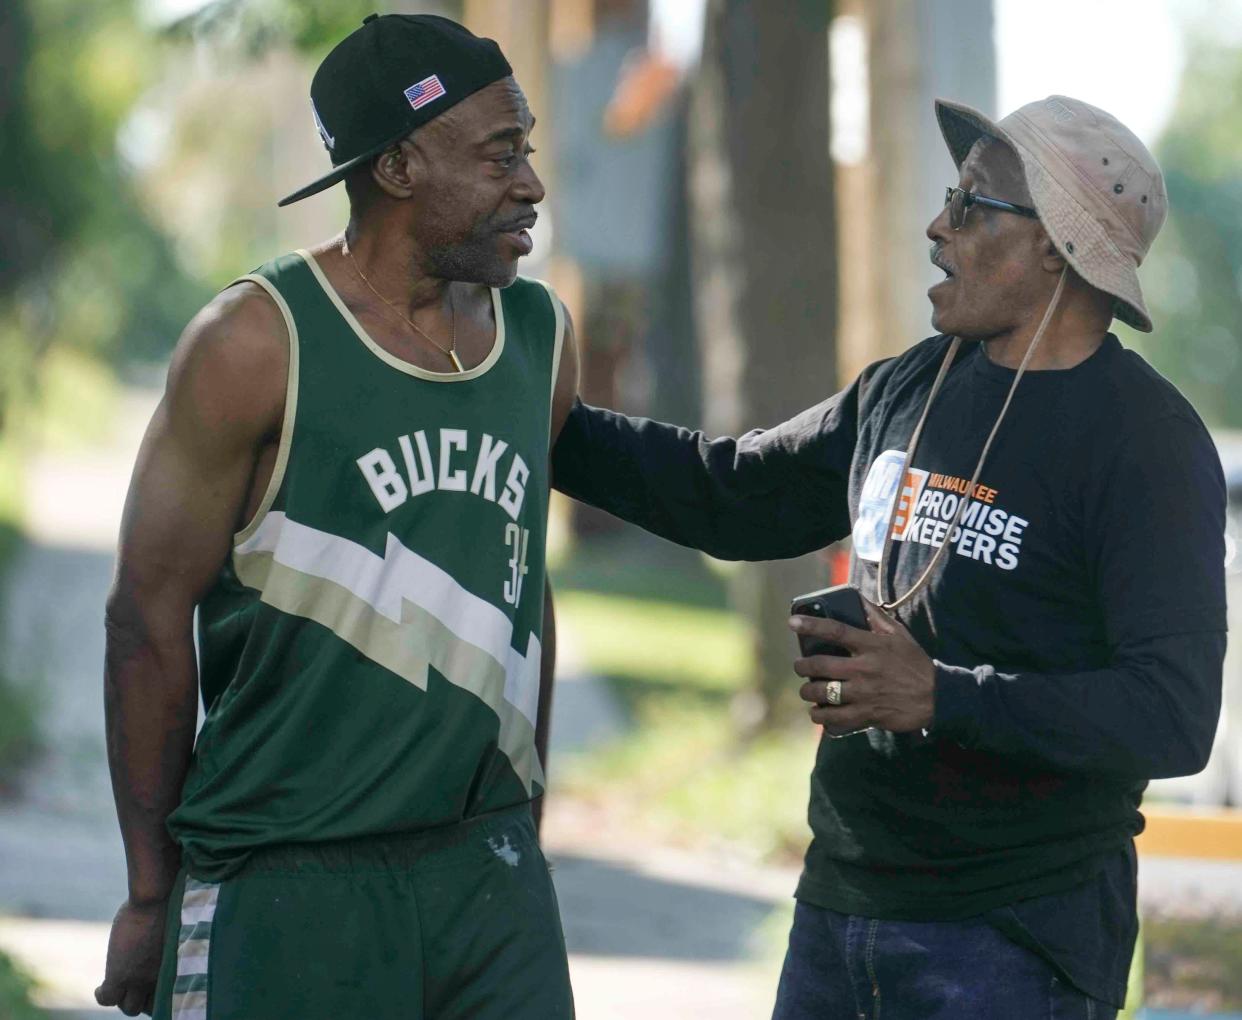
[96,15,580,1019]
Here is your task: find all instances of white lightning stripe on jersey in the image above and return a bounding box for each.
[235,511,541,729]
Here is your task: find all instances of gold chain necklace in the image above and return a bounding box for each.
[343,244,463,372]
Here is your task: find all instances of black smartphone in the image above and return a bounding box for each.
[790,584,870,658]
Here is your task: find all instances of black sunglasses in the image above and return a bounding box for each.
[944,186,1039,230]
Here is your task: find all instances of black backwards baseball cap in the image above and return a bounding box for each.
[277,13,512,207]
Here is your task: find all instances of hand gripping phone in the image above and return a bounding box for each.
[789,584,870,658]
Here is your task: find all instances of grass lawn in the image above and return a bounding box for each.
[0,952,44,1020]
[549,533,818,863]
[1143,914,1242,1013]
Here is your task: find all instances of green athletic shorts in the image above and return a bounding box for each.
[152,805,574,1019]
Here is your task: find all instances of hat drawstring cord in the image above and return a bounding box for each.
[877,265,1069,611]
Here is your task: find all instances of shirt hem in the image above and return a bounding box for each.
[793,844,1122,922]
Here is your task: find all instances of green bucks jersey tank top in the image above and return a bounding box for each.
[167,249,564,881]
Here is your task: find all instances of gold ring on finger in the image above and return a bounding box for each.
[825,680,843,706]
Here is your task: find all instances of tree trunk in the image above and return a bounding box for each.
[688,0,836,727]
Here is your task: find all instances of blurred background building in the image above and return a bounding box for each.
[3,1,1242,1017]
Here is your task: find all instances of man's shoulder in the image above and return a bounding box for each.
[896,333,957,367]
[859,334,956,395]
[1094,338,1207,431]
[180,283,289,375]
[164,283,290,433]
[1078,340,1221,484]
[880,334,955,371]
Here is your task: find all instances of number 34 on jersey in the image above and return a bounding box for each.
[355,426,536,608]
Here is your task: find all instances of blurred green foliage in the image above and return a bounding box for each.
[2,0,208,373]
[0,0,209,539]
[1129,38,1242,427]
[165,0,463,64]
[166,0,402,58]
[0,949,44,1020]
[559,590,747,697]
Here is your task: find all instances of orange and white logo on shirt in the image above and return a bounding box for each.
[855,450,1029,572]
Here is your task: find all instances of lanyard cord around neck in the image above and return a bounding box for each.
[877,266,1069,611]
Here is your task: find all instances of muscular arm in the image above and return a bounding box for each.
[550,364,869,561]
[97,283,287,1015]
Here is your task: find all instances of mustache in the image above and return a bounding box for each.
[929,243,956,275]
[494,211,538,232]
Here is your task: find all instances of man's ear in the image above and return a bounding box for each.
[371,139,417,199]
[1039,230,1067,275]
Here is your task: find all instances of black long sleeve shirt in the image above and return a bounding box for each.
[551,334,1227,1006]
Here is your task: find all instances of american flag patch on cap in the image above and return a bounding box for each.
[404,75,446,111]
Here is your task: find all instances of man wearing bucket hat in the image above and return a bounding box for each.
[97,13,579,1019]
[551,96,1226,1017]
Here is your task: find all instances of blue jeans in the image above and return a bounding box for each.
[772,901,1117,1020]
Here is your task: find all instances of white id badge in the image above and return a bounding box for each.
[852,449,927,563]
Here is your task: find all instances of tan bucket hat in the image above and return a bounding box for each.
[935,95,1168,332]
